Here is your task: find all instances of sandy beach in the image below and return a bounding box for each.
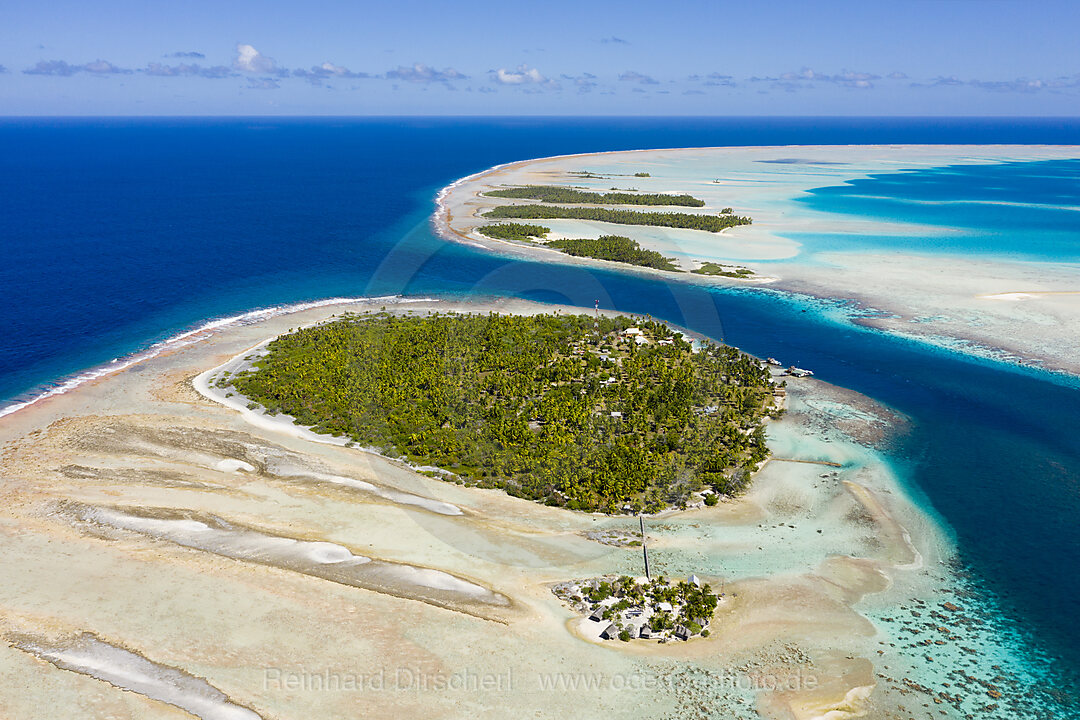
[436,145,1080,376]
[0,294,981,719]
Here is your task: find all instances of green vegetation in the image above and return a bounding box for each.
[720,207,734,214]
[692,262,754,278]
[476,222,550,241]
[554,575,720,641]
[230,312,773,513]
[485,185,704,207]
[483,204,752,233]
[647,576,719,625]
[546,235,678,272]
[634,172,651,177]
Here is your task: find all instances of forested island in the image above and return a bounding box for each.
[228,312,775,514]
[692,262,755,278]
[476,222,551,241]
[547,235,678,272]
[485,185,705,207]
[472,224,679,273]
[483,205,752,233]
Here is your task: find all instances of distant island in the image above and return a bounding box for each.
[475,224,758,277]
[484,184,705,207]
[547,235,678,271]
[476,222,551,241]
[478,223,679,272]
[449,168,756,278]
[228,312,776,514]
[692,262,755,278]
[483,204,752,233]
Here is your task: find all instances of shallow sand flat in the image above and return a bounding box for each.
[438,145,1080,375]
[775,251,1080,373]
[0,296,967,719]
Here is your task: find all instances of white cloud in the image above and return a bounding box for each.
[83,60,130,74]
[619,70,658,85]
[144,62,231,79]
[24,60,81,76]
[234,44,280,74]
[910,74,1075,93]
[751,67,880,90]
[24,59,130,76]
[320,62,351,76]
[385,63,466,83]
[492,64,552,86]
[293,62,371,85]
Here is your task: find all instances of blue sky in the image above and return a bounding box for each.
[1,0,1078,115]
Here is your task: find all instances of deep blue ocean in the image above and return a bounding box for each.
[2,117,1079,710]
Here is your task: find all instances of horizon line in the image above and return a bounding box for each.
[2,114,1080,120]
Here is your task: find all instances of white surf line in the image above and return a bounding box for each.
[13,633,262,720]
[0,295,421,421]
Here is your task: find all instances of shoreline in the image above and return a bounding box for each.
[193,303,782,518]
[0,143,1073,717]
[433,144,1080,377]
[0,294,971,719]
[0,295,442,423]
[7,145,1075,432]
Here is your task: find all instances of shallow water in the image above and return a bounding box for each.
[3,118,1080,711]
[793,159,1080,261]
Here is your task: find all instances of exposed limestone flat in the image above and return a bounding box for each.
[0,296,956,719]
